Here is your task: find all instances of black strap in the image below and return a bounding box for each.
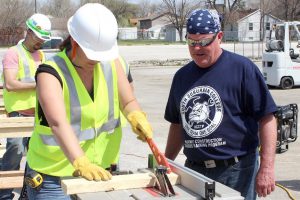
[18,164,28,200]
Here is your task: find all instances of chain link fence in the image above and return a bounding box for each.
[119,29,268,59]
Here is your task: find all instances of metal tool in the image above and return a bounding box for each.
[109,164,133,176]
[153,165,175,197]
[24,170,43,190]
[146,138,171,173]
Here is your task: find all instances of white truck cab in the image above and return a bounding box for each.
[262,21,300,89]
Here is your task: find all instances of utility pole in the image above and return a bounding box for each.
[35,0,37,13]
[260,0,265,41]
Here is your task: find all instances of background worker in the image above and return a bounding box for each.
[25,3,152,199]
[0,13,51,200]
[164,9,277,200]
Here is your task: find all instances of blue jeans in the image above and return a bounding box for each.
[26,165,71,200]
[185,151,259,200]
[0,112,29,200]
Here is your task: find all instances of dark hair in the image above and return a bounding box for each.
[59,35,71,51]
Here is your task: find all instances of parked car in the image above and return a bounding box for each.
[18,36,63,50]
[41,36,63,50]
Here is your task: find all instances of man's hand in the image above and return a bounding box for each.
[73,156,112,181]
[255,166,275,197]
[127,111,153,141]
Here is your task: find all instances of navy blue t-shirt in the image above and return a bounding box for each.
[164,50,277,161]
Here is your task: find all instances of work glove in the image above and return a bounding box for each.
[73,156,112,181]
[127,111,153,142]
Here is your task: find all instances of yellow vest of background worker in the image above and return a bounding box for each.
[3,44,45,113]
[27,50,122,177]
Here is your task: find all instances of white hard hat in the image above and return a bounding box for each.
[67,3,119,61]
[26,13,51,41]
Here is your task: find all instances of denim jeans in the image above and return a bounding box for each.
[26,165,71,200]
[0,112,29,200]
[185,151,259,200]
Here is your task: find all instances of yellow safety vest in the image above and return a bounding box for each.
[3,44,45,113]
[27,50,122,177]
[115,56,130,127]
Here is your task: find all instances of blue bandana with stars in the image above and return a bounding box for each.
[187,9,221,34]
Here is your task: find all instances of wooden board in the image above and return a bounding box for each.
[76,185,201,200]
[0,176,23,189]
[0,170,25,190]
[0,107,6,116]
[61,172,180,195]
[0,117,34,138]
[0,170,24,177]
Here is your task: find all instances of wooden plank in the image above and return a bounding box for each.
[76,185,201,200]
[0,117,34,138]
[0,176,23,189]
[0,127,33,138]
[0,117,34,124]
[0,170,24,177]
[61,172,180,195]
[0,111,7,117]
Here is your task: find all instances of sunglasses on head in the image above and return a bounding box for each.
[186,33,218,47]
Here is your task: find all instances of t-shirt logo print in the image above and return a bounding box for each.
[180,86,223,138]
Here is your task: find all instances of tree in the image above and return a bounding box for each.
[79,0,138,27]
[39,0,77,18]
[206,0,246,29]
[259,0,278,40]
[0,0,35,45]
[161,0,202,41]
[136,0,160,17]
[272,0,300,21]
[0,0,33,28]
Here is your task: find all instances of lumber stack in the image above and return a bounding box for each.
[0,170,24,189]
[0,94,34,189]
[0,106,6,117]
[0,117,34,139]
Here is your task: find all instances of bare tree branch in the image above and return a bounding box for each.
[161,0,202,41]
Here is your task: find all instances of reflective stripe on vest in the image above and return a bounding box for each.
[15,44,36,82]
[40,56,120,145]
[3,44,40,113]
[118,56,129,75]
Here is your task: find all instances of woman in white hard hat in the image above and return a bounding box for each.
[25,3,153,199]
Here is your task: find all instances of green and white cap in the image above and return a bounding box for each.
[26,13,51,41]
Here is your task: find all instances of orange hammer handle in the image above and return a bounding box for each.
[146,138,171,173]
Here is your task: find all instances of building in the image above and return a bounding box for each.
[137,13,170,40]
[237,9,282,42]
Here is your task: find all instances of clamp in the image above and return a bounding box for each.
[153,165,175,197]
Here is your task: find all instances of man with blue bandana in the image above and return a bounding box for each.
[164,9,277,200]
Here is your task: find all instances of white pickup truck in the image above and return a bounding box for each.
[41,36,63,51]
[17,36,63,53]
